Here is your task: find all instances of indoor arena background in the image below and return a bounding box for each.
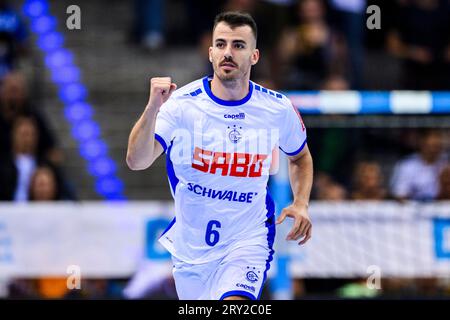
[0,0,449,299]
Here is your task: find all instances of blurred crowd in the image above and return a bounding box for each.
[0,0,79,300]
[0,0,75,202]
[0,72,76,202]
[309,128,450,202]
[133,0,450,90]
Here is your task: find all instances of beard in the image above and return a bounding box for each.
[215,65,239,82]
[212,60,251,87]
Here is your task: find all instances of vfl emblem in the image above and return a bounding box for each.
[227,125,242,144]
[246,271,259,283]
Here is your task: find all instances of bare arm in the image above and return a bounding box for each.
[126,107,163,170]
[276,144,314,245]
[126,77,177,170]
[288,144,313,209]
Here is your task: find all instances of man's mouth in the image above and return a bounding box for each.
[220,62,237,70]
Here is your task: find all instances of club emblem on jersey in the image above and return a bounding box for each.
[246,266,260,283]
[227,125,242,144]
[246,271,259,283]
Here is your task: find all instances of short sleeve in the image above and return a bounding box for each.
[279,99,307,156]
[154,98,179,153]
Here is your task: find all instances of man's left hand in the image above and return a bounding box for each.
[276,203,312,245]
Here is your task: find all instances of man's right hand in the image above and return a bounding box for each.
[127,77,176,170]
[147,77,177,111]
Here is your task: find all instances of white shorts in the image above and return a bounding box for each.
[172,244,274,300]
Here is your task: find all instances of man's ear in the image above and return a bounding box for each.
[251,48,260,65]
[208,47,213,63]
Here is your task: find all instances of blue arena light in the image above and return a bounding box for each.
[23,0,127,200]
[72,119,100,142]
[80,140,107,161]
[31,15,55,34]
[96,177,124,197]
[45,49,73,69]
[105,194,127,201]
[59,83,87,104]
[51,66,80,84]
[37,32,64,51]
[88,157,117,177]
[287,91,450,114]
[23,0,48,18]
[432,93,450,113]
[64,102,93,122]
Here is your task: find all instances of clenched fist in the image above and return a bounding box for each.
[147,77,177,111]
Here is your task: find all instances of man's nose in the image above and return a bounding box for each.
[224,44,233,59]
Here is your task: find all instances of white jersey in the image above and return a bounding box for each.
[156,76,307,264]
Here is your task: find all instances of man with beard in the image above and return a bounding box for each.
[126,11,313,300]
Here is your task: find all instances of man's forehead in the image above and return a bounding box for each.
[213,22,253,41]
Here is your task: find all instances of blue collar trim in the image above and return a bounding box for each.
[202,76,253,107]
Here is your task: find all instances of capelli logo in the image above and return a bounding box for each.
[224,113,245,120]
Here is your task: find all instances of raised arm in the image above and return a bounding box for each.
[126,77,177,170]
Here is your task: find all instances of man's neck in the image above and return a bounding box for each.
[210,76,249,101]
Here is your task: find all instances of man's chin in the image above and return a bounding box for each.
[218,70,239,81]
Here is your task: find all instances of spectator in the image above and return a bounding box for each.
[28,165,62,201]
[0,0,28,80]
[0,116,75,201]
[390,129,448,201]
[321,73,349,90]
[387,0,450,90]
[437,165,450,200]
[351,161,387,200]
[133,0,165,51]
[0,116,40,201]
[314,172,347,200]
[328,0,366,89]
[277,0,342,89]
[318,182,347,200]
[0,72,60,163]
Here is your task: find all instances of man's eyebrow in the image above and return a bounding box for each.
[215,38,247,44]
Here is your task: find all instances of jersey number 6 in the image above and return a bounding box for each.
[205,220,221,246]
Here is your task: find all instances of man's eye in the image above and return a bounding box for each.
[216,43,224,48]
[235,44,244,49]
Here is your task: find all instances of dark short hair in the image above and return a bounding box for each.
[213,11,257,42]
